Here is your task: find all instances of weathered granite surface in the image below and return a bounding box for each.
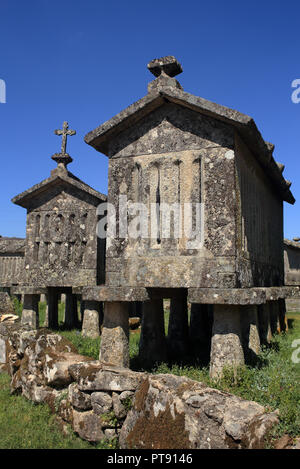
[85,56,294,294]
[12,150,106,288]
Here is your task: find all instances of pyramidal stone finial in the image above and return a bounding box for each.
[51,121,76,170]
[147,56,183,93]
[147,56,183,78]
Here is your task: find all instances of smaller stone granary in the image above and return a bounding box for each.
[284,238,300,312]
[0,237,25,311]
[11,122,106,331]
[83,56,299,378]
[0,236,25,288]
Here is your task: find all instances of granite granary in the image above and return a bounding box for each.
[11,122,106,333]
[1,56,299,382]
[82,56,298,378]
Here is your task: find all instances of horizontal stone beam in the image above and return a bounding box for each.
[259,286,300,300]
[188,288,266,305]
[81,286,150,302]
[11,286,48,295]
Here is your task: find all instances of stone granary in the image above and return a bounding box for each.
[11,122,106,333]
[0,236,25,289]
[0,236,25,310]
[284,238,300,312]
[83,56,298,378]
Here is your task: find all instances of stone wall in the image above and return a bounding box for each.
[0,321,279,449]
[106,103,238,290]
[235,134,284,287]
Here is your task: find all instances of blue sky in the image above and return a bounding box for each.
[0,0,299,239]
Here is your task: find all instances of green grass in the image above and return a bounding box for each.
[0,373,94,449]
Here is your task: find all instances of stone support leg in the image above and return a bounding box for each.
[48,290,59,329]
[190,304,213,364]
[167,294,189,361]
[240,305,261,362]
[210,305,245,380]
[100,302,129,367]
[82,300,101,339]
[257,303,272,345]
[269,301,279,336]
[44,294,49,328]
[278,298,287,333]
[139,299,167,367]
[21,294,39,329]
[64,294,79,329]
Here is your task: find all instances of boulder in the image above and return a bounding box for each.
[112,392,127,419]
[91,391,113,414]
[68,383,92,410]
[72,409,105,442]
[119,374,278,449]
[69,362,146,392]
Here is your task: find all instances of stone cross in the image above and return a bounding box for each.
[54,121,76,155]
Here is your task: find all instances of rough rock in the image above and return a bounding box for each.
[72,409,105,442]
[68,382,92,410]
[44,351,88,388]
[112,392,127,419]
[91,391,112,414]
[119,374,278,449]
[69,362,146,392]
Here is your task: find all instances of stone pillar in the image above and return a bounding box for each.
[61,293,66,304]
[64,294,79,329]
[190,304,213,364]
[240,305,261,363]
[269,301,279,336]
[167,294,189,361]
[100,302,129,367]
[210,305,245,380]
[139,299,167,367]
[257,302,272,345]
[48,290,59,329]
[278,298,287,332]
[82,300,101,338]
[44,294,49,327]
[40,294,46,303]
[21,294,39,329]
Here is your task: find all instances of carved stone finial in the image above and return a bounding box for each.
[147,56,183,78]
[51,121,76,169]
[147,56,183,93]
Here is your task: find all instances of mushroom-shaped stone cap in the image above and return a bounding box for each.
[293,237,300,242]
[147,56,183,77]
